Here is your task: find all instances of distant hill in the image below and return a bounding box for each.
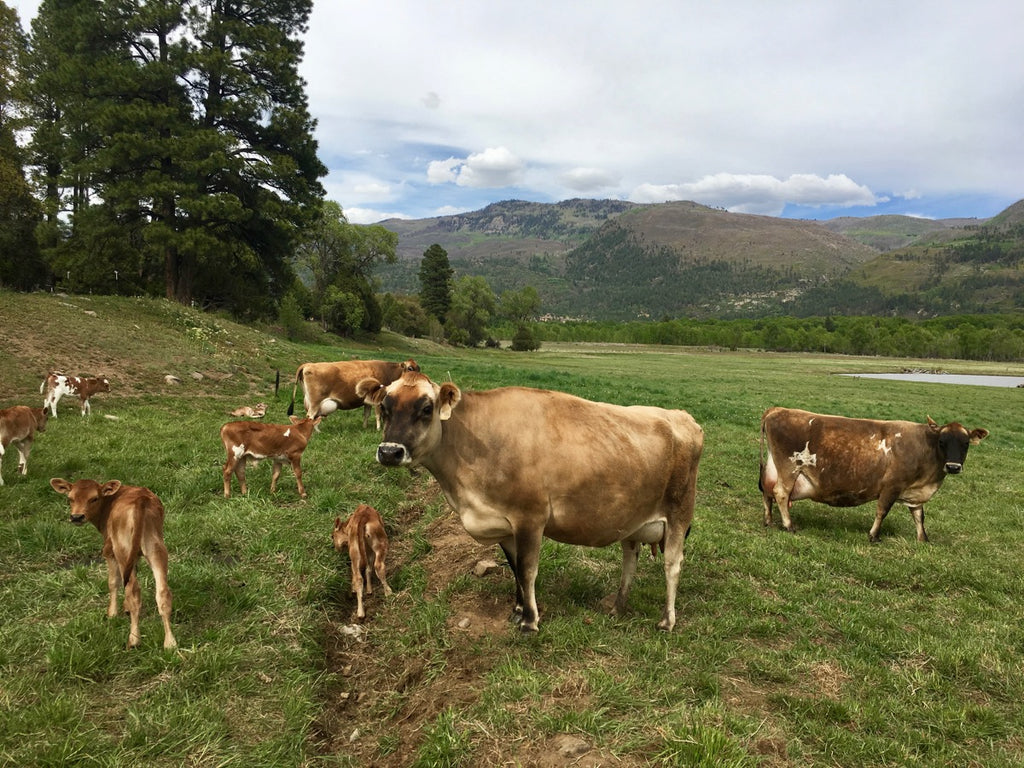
[375,198,1022,321]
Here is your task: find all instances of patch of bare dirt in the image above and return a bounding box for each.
[313,481,633,767]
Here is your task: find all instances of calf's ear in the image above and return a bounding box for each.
[969,428,989,445]
[437,383,461,420]
[101,480,122,496]
[50,478,72,495]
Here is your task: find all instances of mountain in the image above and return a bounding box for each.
[375,198,1022,321]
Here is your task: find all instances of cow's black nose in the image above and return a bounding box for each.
[377,442,407,466]
[944,462,963,474]
[70,514,85,525]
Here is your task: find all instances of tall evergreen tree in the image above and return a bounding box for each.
[418,243,453,324]
[0,1,44,288]
[19,0,325,316]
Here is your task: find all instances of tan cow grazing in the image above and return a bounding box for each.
[50,478,177,650]
[358,371,704,633]
[220,416,321,499]
[0,405,48,485]
[40,372,110,417]
[287,359,420,428]
[759,407,989,542]
[332,504,393,620]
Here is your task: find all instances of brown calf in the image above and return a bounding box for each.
[332,504,392,619]
[221,416,320,499]
[41,372,111,417]
[288,359,420,428]
[50,478,177,649]
[0,405,48,485]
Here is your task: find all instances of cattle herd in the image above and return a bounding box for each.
[1,359,989,648]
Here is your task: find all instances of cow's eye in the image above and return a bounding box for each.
[421,403,434,419]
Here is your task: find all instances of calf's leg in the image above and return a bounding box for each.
[145,544,177,649]
[288,456,307,498]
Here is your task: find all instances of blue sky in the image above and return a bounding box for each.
[11,0,1024,224]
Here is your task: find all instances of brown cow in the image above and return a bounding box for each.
[288,359,420,428]
[41,372,110,417]
[220,416,320,499]
[50,478,177,650]
[0,405,48,485]
[759,407,989,542]
[332,504,392,620]
[358,371,703,633]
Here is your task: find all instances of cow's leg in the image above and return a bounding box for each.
[234,459,248,496]
[147,546,177,649]
[909,505,929,543]
[868,492,899,542]
[270,460,283,493]
[0,443,6,486]
[289,457,307,499]
[16,441,31,475]
[45,393,58,417]
[104,552,121,618]
[123,570,142,649]
[498,540,525,623]
[512,528,544,633]
[760,463,775,527]
[350,548,366,622]
[773,484,795,532]
[372,544,392,596]
[612,540,641,617]
[362,404,371,429]
[222,457,236,498]
[81,397,91,416]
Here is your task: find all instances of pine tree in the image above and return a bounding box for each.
[418,243,453,324]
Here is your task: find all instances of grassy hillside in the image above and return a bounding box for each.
[2,292,1024,766]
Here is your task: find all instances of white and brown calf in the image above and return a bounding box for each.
[0,405,48,485]
[332,504,392,620]
[51,478,177,650]
[41,373,110,417]
[220,416,320,499]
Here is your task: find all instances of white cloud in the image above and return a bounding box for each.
[345,207,412,225]
[632,173,880,216]
[427,147,525,189]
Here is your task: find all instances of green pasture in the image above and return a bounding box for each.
[1,293,1023,766]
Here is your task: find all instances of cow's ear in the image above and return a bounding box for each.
[50,478,72,495]
[437,383,461,420]
[101,480,122,496]
[334,516,342,529]
[356,377,385,405]
[926,416,939,430]
[969,428,989,445]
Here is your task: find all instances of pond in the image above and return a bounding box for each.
[838,372,1024,388]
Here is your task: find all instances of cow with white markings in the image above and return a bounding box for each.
[41,372,110,417]
[220,416,321,499]
[759,406,989,542]
[288,359,420,428]
[357,370,704,633]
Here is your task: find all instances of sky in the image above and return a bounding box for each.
[10,0,1024,225]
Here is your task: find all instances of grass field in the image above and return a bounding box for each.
[2,291,1023,767]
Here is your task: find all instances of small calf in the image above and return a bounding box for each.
[229,402,267,418]
[0,405,48,485]
[333,504,392,619]
[221,416,320,499]
[50,478,177,650]
[41,372,111,417]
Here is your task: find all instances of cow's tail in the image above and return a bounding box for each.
[287,366,303,417]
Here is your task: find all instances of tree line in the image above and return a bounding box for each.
[514,314,1024,362]
[0,0,396,330]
